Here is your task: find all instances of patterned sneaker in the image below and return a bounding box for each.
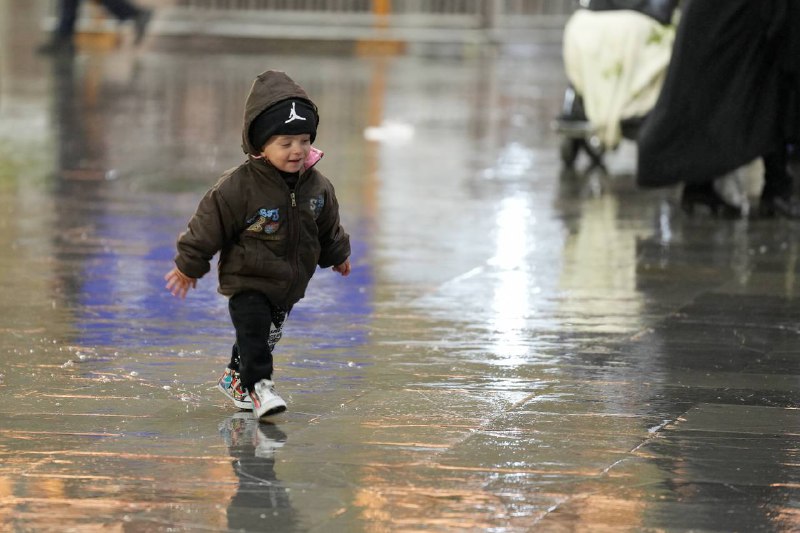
[250,379,287,419]
[217,368,252,410]
[218,412,252,448]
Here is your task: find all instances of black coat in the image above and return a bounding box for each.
[636,0,800,187]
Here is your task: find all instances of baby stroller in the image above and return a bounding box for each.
[554,0,679,169]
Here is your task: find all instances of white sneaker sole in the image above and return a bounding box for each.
[217,381,253,410]
[253,398,287,419]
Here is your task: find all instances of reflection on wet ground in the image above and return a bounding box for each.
[0,4,798,532]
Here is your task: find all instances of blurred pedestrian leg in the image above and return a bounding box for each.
[37,0,152,55]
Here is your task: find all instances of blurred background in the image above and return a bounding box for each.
[0,2,798,532]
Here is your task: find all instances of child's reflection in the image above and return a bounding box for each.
[219,414,299,531]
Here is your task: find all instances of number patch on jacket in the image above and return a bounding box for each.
[310,195,325,219]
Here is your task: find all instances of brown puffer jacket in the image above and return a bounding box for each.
[174,70,350,308]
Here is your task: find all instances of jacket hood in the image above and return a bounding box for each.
[241,70,319,156]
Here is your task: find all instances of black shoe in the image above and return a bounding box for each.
[680,182,745,219]
[758,195,800,219]
[36,37,75,56]
[133,9,152,45]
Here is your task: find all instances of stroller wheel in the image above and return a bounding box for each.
[560,137,582,167]
[585,136,606,168]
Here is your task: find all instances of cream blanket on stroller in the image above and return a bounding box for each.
[563,9,675,148]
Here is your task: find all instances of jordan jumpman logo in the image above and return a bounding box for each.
[284,102,307,124]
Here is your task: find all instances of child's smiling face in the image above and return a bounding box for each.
[261,134,312,173]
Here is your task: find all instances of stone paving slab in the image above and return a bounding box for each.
[0,2,798,531]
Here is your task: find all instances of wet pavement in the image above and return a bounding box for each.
[1,3,799,532]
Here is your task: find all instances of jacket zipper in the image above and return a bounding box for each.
[287,190,300,302]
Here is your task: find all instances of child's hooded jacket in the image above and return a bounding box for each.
[174,70,351,308]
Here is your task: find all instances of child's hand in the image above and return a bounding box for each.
[164,266,197,299]
[332,258,351,277]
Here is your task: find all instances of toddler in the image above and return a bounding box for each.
[165,70,351,418]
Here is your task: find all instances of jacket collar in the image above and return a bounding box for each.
[303,147,324,171]
[249,146,324,176]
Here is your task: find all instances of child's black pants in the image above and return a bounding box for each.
[228,291,287,392]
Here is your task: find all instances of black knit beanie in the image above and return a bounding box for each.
[249,99,318,151]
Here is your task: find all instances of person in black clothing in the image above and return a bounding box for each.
[38,0,152,54]
[637,0,800,218]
